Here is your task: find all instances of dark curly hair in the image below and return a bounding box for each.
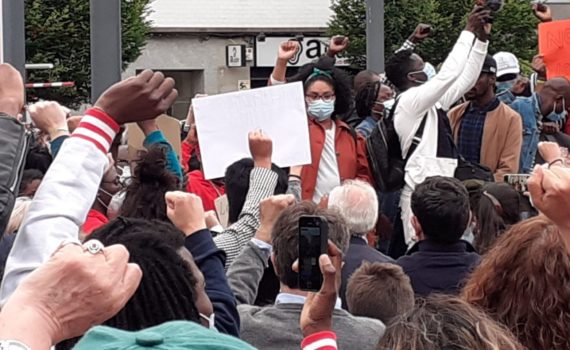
[463,217,570,350]
[288,56,353,117]
[121,146,179,221]
[385,49,416,92]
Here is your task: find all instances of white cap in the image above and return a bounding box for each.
[493,52,520,78]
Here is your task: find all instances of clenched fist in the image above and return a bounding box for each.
[29,101,69,138]
[95,70,178,125]
[278,41,300,62]
[165,191,206,235]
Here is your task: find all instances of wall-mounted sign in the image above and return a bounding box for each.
[255,37,349,67]
[238,80,251,90]
[226,45,246,67]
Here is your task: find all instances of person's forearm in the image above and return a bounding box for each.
[143,130,183,183]
[214,167,278,268]
[0,305,54,349]
[270,59,289,84]
[226,242,268,305]
[396,31,475,119]
[185,229,240,337]
[439,38,488,111]
[0,109,118,305]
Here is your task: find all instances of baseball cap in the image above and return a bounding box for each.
[493,52,520,78]
[74,321,256,350]
[481,55,497,75]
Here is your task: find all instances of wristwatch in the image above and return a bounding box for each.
[0,341,31,350]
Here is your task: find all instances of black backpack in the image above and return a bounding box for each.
[366,98,427,192]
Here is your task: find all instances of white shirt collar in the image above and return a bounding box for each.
[275,292,343,310]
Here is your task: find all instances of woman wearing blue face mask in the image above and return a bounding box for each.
[269,41,373,203]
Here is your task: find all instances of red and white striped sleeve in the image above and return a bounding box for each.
[301,331,338,350]
[71,108,120,154]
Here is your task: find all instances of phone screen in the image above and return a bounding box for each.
[298,216,328,291]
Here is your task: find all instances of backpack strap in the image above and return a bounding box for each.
[404,114,428,162]
[388,95,428,162]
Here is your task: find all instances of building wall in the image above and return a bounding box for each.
[124,34,252,118]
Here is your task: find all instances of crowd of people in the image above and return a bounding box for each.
[0,3,569,350]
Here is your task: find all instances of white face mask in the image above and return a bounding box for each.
[199,312,216,331]
[107,190,126,220]
[97,188,125,219]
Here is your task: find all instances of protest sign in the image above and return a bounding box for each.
[192,82,311,180]
[127,115,182,161]
[539,20,570,80]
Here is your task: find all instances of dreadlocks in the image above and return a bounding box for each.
[355,81,382,119]
[57,218,201,350]
[90,217,201,329]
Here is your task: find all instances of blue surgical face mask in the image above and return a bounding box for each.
[546,97,568,123]
[496,80,515,94]
[307,99,335,121]
[423,62,436,81]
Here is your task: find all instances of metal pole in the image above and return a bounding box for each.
[366,0,384,73]
[2,0,26,77]
[90,0,122,103]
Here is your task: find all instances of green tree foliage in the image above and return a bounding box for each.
[329,0,539,69]
[25,0,152,108]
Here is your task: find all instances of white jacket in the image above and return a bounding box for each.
[394,31,488,245]
[0,110,119,305]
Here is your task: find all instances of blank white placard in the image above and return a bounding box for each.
[193,82,311,179]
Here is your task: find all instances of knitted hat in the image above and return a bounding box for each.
[74,321,256,350]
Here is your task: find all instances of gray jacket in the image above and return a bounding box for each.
[227,242,385,350]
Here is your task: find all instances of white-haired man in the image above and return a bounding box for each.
[329,180,394,309]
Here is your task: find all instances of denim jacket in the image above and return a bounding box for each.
[510,94,541,173]
[355,116,377,138]
[509,93,565,173]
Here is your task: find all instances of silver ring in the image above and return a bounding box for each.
[84,240,105,255]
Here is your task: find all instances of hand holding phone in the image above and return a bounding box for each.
[298,216,329,291]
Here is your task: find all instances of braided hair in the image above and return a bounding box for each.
[56,218,200,350]
[355,81,382,119]
[90,217,201,329]
[121,145,178,221]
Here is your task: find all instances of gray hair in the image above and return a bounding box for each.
[328,180,378,236]
[5,197,32,235]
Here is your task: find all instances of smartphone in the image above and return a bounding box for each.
[504,174,532,193]
[298,216,329,292]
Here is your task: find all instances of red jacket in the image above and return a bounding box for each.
[82,209,109,236]
[301,118,372,200]
[186,170,225,212]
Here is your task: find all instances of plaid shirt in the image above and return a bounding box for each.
[458,98,500,164]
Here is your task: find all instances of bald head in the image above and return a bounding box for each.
[354,70,380,92]
[328,180,379,235]
[539,77,570,116]
[543,77,570,95]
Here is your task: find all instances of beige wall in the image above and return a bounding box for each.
[124,34,252,119]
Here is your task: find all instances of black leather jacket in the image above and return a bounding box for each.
[0,114,30,234]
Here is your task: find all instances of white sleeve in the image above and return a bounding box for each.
[0,109,119,305]
[395,31,476,134]
[438,39,489,111]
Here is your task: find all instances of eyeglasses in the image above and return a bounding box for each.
[305,93,336,103]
